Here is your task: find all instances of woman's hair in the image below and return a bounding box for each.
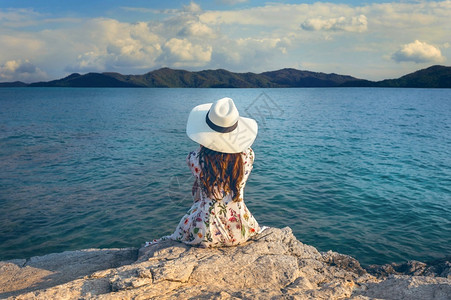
[198,145,244,202]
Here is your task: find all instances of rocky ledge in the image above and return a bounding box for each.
[1,227,450,299]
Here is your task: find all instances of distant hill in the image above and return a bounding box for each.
[29,73,141,87]
[376,65,451,88]
[20,67,362,88]
[261,68,361,87]
[1,65,450,88]
[340,65,451,88]
[0,81,28,87]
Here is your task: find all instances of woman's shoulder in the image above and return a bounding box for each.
[242,147,255,164]
[186,146,201,164]
[188,146,201,157]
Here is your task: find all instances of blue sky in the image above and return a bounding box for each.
[1,0,450,82]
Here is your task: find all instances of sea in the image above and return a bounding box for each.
[0,87,450,265]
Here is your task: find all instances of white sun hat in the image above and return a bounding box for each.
[186,97,258,153]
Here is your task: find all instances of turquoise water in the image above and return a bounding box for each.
[0,88,450,265]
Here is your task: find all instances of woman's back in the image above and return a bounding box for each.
[169,146,260,247]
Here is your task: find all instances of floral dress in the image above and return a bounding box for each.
[165,146,260,247]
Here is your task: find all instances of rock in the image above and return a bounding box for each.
[367,256,451,279]
[354,275,451,300]
[0,227,449,299]
[0,248,138,298]
[322,250,367,276]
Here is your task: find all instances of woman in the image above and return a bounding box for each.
[147,97,261,247]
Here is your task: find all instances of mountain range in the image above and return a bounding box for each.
[1,65,450,88]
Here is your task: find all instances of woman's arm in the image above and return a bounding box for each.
[192,179,201,202]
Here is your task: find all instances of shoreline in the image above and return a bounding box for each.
[1,227,450,299]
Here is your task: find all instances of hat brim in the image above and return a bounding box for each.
[186,103,258,153]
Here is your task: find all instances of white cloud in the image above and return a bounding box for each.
[0,33,45,59]
[0,8,41,28]
[392,40,445,63]
[178,20,216,37]
[62,14,217,72]
[209,37,290,71]
[162,38,212,67]
[199,2,370,31]
[0,59,47,82]
[66,18,163,72]
[364,2,440,28]
[1,1,451,81]
[199,4,305,27]
[219,0,248,5]
[183,2,202,13]
[301,15,368,32]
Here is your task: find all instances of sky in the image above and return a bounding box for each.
[0,0,450,82]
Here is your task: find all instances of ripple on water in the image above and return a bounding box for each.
[1,88,450,264]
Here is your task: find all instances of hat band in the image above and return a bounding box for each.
[206,111,238,133]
